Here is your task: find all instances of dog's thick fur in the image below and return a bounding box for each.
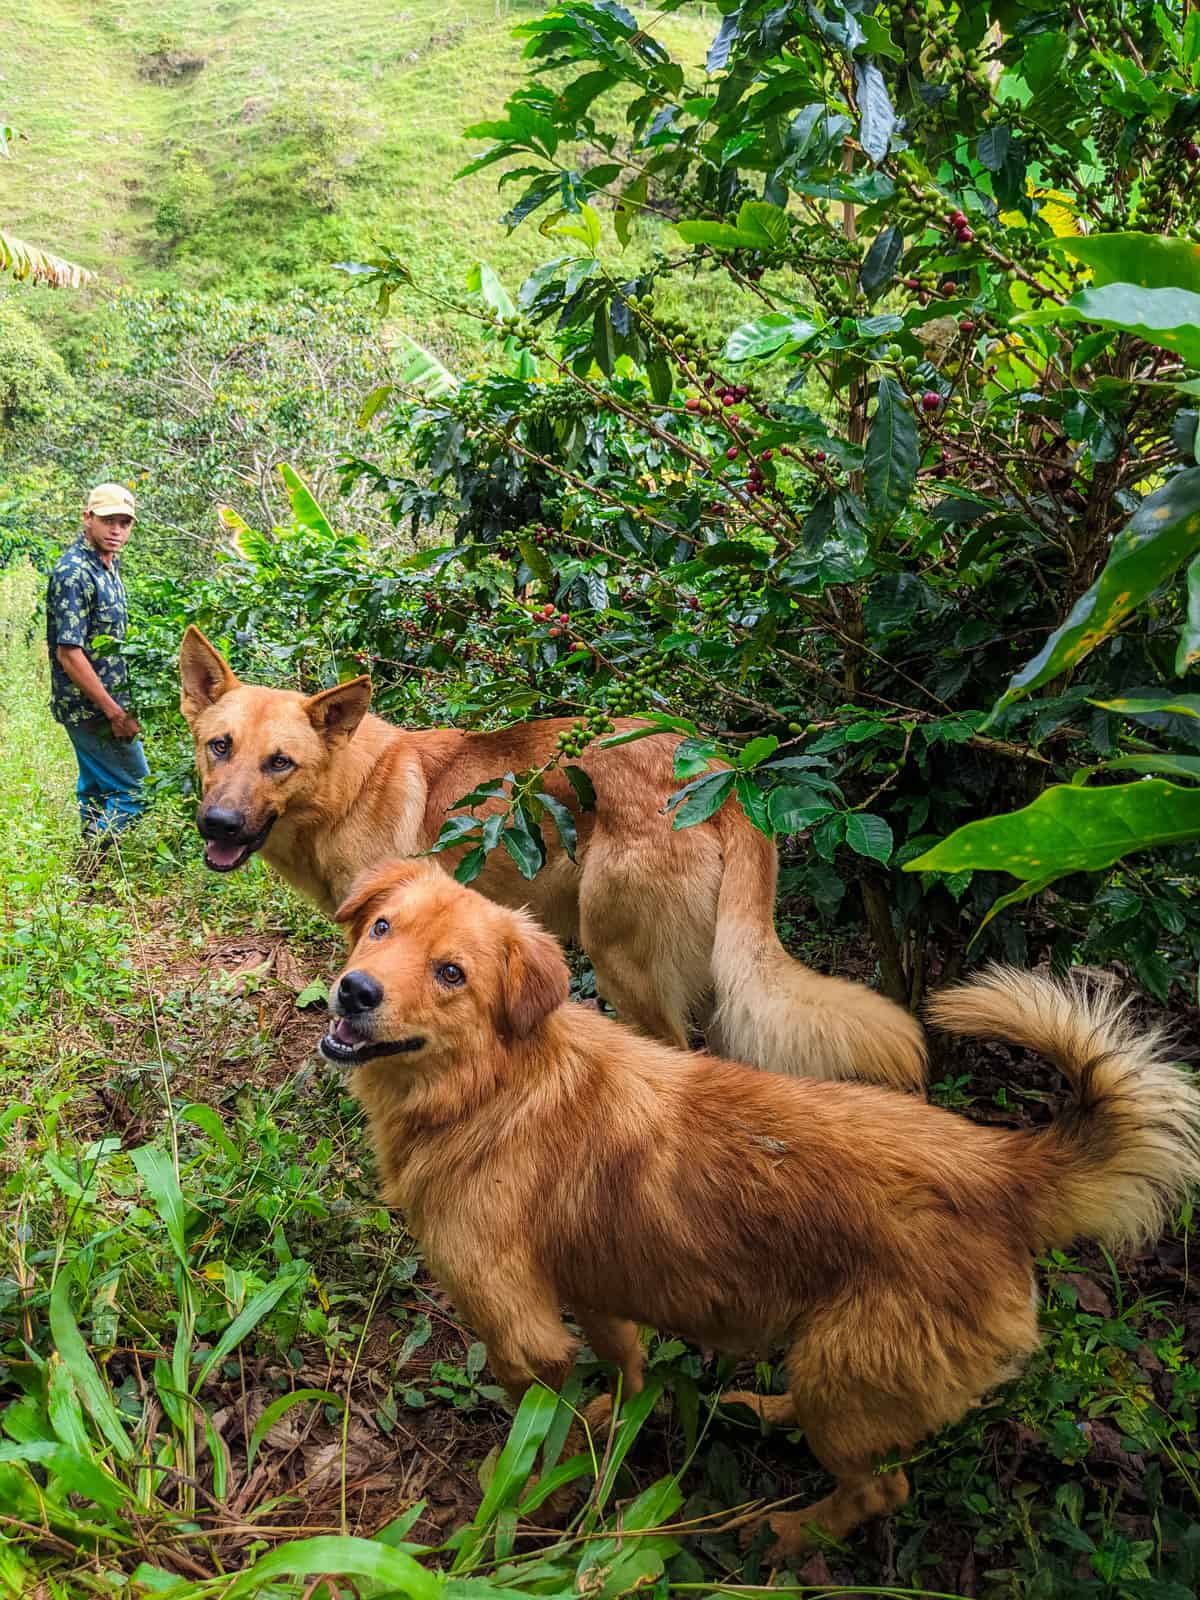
[179,625,924,1090]
[319,860,1200,1554]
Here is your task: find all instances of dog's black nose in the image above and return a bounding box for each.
[199,806,246,841]
[338,970,384,1015]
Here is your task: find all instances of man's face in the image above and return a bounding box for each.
[84,511,134,558]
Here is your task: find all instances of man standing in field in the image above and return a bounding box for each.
[46,483,148,842]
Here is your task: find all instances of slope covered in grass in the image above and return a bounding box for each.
[1,0,714,308]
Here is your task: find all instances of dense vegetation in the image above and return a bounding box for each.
[2,2,1200,1597]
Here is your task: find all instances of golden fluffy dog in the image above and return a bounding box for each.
[318,860,1200,1553]
[179,625,924,1091]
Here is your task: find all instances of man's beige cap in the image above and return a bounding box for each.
[86,483,136,519]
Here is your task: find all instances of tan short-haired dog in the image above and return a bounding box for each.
[179,624,925,1092]
[319,860,1200,1555]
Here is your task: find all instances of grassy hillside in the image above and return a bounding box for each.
[1,0,716,316]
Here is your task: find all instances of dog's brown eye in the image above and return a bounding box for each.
[436,962,466,988]
[208,736,231,758]
[267,752,293,772]
[370,918,390,939]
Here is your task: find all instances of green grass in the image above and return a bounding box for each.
[1,0,723,354]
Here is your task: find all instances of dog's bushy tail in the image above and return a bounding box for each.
[929,966,1200,1253]
[709,811,926,1092]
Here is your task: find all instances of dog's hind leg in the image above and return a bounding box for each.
[579,837,718,1049]
[732,1382,908,1555]
[719,1390,796,1426]
[575,1312,645,1437]
[578,1312,644,1398]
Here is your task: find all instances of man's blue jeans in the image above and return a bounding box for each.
[63,719,149,837]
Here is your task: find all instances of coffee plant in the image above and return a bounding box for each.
[322,0,1200,1006]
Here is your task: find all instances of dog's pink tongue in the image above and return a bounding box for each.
[205,840,245,868]
[333,1016,361,1045]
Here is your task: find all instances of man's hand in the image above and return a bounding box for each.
[55,645,139,735]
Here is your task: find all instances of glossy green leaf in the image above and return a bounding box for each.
[537,792,577,860]
[677,200,789,253]
[766,785,836,832]
[46,1356,89,1454]
[845,812,893,862]
[614,173,647,247]
[674,736,720,779]
[992,468,1200,717]
[178,1103,238,1165]
[859,225,903,297]
[391,330,461,397]
[0,1441,127,1515]
[724,313,817,363]
[669,769,735,828]
[132,1145,188,1266]
[675,218,759,250]
[977,125,1011,171]
[864,377,918,527]
[454,845,488,884]
[1020,283,1200,366]
[735,773,772,836]
[590,1375,664,1511]
[905,780,1200,885]
[501,811,546,879]
[456,1384,561,1570]
[738,734,779,769]
[356,383,394,427]
[563,763,596,811]
[1056,234,1200,293]
[597,714,697,749]
[646,352,673,404]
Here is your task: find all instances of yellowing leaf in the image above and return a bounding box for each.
[1000,183,1080,239]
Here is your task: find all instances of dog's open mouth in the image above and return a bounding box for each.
[319,1014,425,1066]
[201,817,276,872]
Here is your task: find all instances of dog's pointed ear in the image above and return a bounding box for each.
[305,676,372,745]
[334,859,428,940]
[180,626,240,725]
[503,916,570,1040]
